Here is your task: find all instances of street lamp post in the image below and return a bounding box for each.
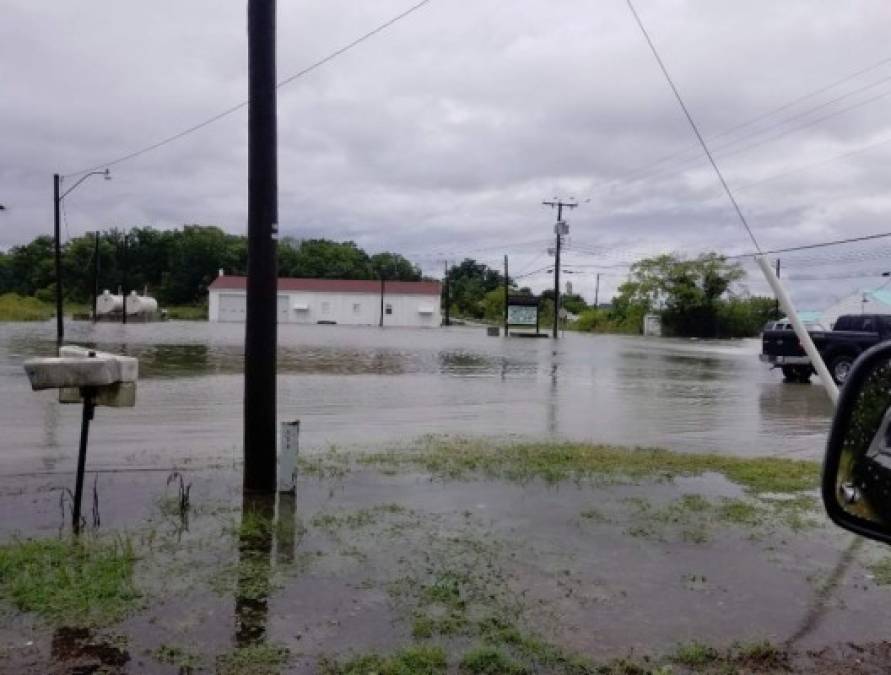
[54,169,110,348]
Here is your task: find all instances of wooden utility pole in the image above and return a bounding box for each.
[53,174,63,348]
[542,199,577,339]
[503,255,509,333]
[443,261,450,326]
[594,272,600,308]
[92,232,100,322]
[243,0,279,494]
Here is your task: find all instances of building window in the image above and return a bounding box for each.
[353,303,361,313]
[385,303,393,315]
[321,301,330,315]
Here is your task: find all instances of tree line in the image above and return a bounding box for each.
[0,225,424,306]
[0,226,776,336]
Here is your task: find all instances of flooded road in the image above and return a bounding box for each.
[0,320,833,474]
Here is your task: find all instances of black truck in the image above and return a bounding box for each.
[760,314,891,384]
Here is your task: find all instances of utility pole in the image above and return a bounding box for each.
[503,255,509,334]
[244,0,279,494]
[542,199,577,339]
[594,273,600,308]
[121,234,128,325]
[775,258,781,317]
[379,277,385,327]
[53,174,63,348]
[92,232,100,322]
[443,261,450,327]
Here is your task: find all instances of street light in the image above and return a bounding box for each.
[54,169,111,348]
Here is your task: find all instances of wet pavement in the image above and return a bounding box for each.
[0,320,833,475]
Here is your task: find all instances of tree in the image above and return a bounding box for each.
[371,252,421,281]
[447,258,508,319]
[612,252,745,337]
[279,239,372,279]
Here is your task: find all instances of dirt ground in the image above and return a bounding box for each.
[1,441,891,674]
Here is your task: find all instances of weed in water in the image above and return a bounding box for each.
[216,643,289,675]
[360,439,819,494]
[152,643,203,669]
[320,645,447,675]
[729,640,788,670]
[672,641,720,667]
[716,498,761,526]
[0,536,139,626]
[460,646,528,674]
[312,503,408,530]
[868,557,891,585]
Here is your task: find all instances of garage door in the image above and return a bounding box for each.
[218,293,246,322]
[278,295,290,323]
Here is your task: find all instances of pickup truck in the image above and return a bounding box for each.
[760,314,891,384]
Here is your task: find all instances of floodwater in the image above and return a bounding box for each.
[0,320,834,474]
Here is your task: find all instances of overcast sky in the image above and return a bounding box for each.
[3,0,891,308]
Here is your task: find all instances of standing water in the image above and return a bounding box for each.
[0,320,833,474]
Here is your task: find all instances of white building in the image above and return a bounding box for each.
[821,288,891,329]
[208,274,442,327]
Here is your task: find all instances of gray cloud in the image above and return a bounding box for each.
[3,0,891,309]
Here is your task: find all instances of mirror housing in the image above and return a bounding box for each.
[823,341,891,544]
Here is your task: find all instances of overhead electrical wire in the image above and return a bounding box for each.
[612,54,891,184]
[625,0,761,253]
[64,0,435,178]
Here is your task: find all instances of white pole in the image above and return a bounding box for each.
[755,255,839,406]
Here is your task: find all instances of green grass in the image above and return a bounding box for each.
[460,646,528,674]
[165,304,208,320]
[0,536,139,625]
[672,641,720,667]
[153,643,203,669]
[320,645,447,675]
[311,503,407,530]
[868,557,891,585]
[0,293,53,321]
[216,643,289,675]
[357,438,820,494]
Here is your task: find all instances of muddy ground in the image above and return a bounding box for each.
[1,440,891,674]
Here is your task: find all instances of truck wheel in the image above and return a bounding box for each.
[829,354,855,385]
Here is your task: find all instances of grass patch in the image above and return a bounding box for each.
[165,304,207,320]
[460,646,527,674]
[0,293,53,321]
[867,557,891,585]
[0,536,139,625]
[320,645,447,675]
[312,503,407,530]
[216,643,289,675]
[153,643,203,669]
[672,641,719,667]
[359,438,819,494]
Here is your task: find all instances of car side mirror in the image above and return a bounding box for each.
[823,341,891,544]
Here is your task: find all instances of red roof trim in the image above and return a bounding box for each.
[209,275,441,296]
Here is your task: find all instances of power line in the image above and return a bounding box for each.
[626,0,761,253]
[64,0,435,178]
[726,231,891,259]
[617,55,891,183]
[583,54,891,200]
[735,132,891,193]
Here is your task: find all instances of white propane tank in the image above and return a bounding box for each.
[126,291,159,315]
[97,290,124,315]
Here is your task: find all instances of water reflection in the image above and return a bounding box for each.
[234,492,298,649]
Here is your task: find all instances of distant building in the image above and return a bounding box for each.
[208,274,441,327]
[643,313,662,336]
[821,288,891,329]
